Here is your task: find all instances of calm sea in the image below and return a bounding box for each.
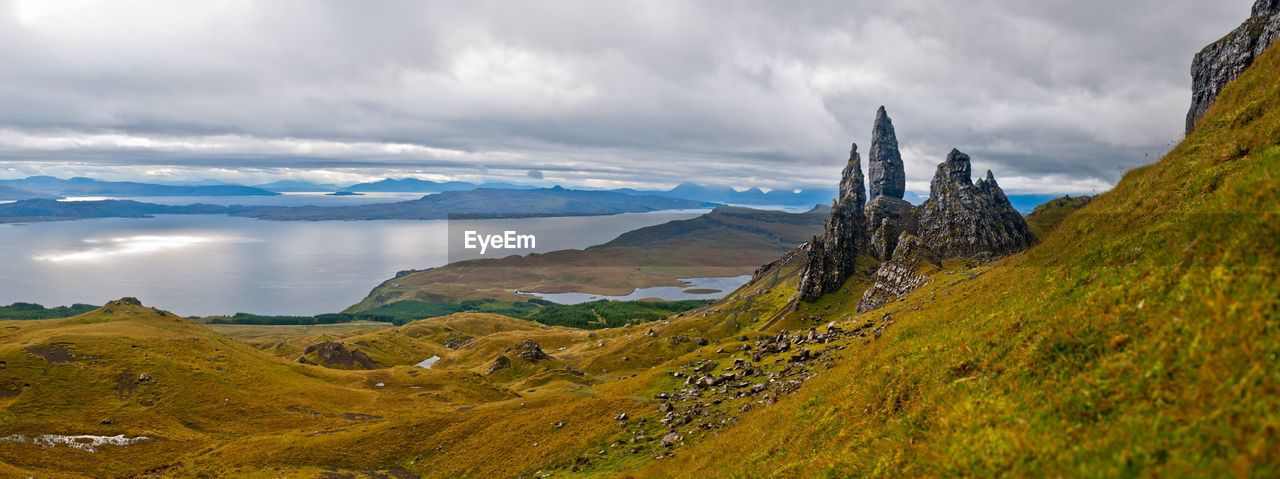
[0,209,708,316]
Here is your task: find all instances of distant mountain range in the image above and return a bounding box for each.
[230,187,715,221]
[0,175,1068,213]
[0,186,716,223]
[0,176,278,197]
[0,186,58,201]
[342,178,534,193]
[0,199,228,222]
[0,175,836,206]
[613,183,838,207]
[251,180,341,192]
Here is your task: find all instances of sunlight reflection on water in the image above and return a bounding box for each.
[34,234,254,262]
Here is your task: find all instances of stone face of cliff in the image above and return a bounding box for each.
[1186,0,1280,134]
[857,232,940,313]
[865,196,917,260]
[869,218,900,264]
[867,106,906,200]
[797,143,869,301]
[917,149,1034,260]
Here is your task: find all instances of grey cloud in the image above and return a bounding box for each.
[0,0,1256,194]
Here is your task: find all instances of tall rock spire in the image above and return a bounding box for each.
[838,142,867,212]
[868,106,905,200]
[797,142,869,301]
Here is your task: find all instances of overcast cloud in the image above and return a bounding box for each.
[0,0,1253,194]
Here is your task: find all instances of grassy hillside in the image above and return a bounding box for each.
[634,34,1280,477]
[1025,194,1092,239]
[349,206,827,310]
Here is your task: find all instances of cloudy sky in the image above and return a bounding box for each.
[0,0,1254,195]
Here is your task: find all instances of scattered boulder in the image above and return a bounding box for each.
[442,336,472,350]
[506,340,550,361]
[789,348,814,363]
[660,433,682,447]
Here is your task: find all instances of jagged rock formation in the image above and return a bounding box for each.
[857,233,941,313]
[797,143,870,301]
[917,149,1034,260]
[868,106,905,200]
[1186,0,1280,134]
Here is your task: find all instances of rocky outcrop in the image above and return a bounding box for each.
[1186,0,1280,134]
[868,219,899,263]
[485,355,511,375]
[507,339,550,361]
[857,233,941,313]
[865,196,917,245]
[917,149,1034,260]
[301,342,377,369]
[797,143,870,301]
[868,106,905,200]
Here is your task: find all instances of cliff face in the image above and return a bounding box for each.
[865,196,917,260]
[1186,0,1280,134]
[797,143,870,301]
[857,232,940,313]
[867,106,906,200]
[917,149,1034,260]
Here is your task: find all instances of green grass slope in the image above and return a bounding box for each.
[1025,194,1092,239]
[639,38,1280,478]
